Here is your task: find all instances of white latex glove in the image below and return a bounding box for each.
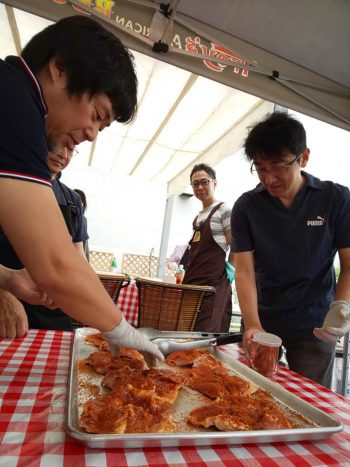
[314,300,350,343]
[103,316,164,360]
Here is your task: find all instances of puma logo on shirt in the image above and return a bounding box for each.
[307,215,326,226]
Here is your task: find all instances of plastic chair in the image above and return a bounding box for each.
[135,277,215,331]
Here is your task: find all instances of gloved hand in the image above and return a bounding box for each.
[313,300,350,343]
[103,316,164,360]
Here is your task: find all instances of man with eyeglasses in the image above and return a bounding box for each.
[0,147,88,336]
[182,163,234,332]
[231,112,350,388]
[0,16,163,359]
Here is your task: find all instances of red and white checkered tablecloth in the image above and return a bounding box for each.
[0,330,350,467]
[117,280,139,327]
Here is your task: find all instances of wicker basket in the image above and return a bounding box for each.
[98,272,130,302]
[135,277,215,331]
[71,273,130,328]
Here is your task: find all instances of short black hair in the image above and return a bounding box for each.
[21,15,137,123]
[190,163,216,181]
[244,112,307,161]
[74,189,87,213]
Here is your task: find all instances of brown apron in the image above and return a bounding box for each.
[183,202,232,332]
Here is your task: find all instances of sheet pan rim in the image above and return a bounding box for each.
[66,328,343,448]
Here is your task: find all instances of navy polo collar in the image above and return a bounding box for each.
[5,55,48,117]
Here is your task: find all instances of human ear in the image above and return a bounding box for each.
[48,58,66,84]
[300,148,310,168]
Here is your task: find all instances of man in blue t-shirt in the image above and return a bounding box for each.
[231,112,350,388]
[0,16,162,359]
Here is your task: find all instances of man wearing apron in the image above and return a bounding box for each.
[183,163,234,332]
[0,148,88,331]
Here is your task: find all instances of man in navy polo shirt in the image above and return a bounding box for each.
[0,147,89,335]
[0,16,163,359]
[231,112,350,387]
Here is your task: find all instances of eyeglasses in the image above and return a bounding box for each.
[250,151,304,177]
[70,147,79,157]
[51,146,79,158]
[191,178,212,189]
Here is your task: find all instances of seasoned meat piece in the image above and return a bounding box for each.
[145,368,187,385]
[165,348,207,367]
[85,351,114,375]
[118,347,145,360]
[80,387,175,434]
[85,351,147,375]
[109,354,147,371]
[252,388,279,403]
[116,347,148,369]
[188,364,255,399]
[103,368,187,403]
[166,348,227,373]
[103,369,153,393]
[85,333,147,363]
[188,393,293,431]
[85,332,109,351]
[192,353,227,373]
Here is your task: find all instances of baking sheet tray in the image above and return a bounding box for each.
[66,328,342,449]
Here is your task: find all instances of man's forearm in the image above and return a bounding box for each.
[0,288,10,300]
[235,274,261,330]
[335,269,350,302]
[0,265,13,291]
[0,180,123,331]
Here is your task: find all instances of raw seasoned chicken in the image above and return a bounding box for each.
[165,348,207,367]
[103,368,186,403]
[188,391,293,431]
[188,364,255,399]
[85,350,147,375]
[80,387,175,434]
[85,332,109,351]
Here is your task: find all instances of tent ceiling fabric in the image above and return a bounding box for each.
[179,0,350,89]
[1,0,349,195]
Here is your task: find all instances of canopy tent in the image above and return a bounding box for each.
[1,0,349,197]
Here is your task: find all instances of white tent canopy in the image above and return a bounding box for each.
[1,0,349,197]
[1,1,349,266]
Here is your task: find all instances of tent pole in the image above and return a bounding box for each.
[5,5,22,54]
[157,195,175,279]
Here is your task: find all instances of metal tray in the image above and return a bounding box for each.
[66,328,342,449]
